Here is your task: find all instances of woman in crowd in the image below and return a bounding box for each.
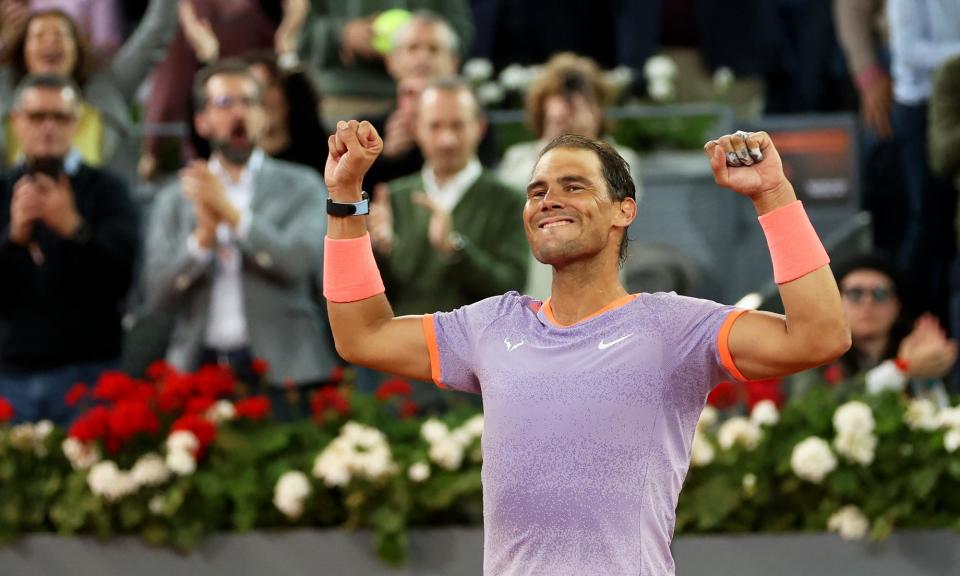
[0,0,177,180]
[792,253,957,403]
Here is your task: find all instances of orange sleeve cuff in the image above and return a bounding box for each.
[421,315,445,388]
[718,309,750,382]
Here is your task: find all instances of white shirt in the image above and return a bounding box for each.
[888,0,960,104]
[186,150,263,350]
[420,158,482,213]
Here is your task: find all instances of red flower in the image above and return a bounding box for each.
[327,365,344,383]
[375,378,412,402]
[185,396,216,415]
[195,365,236,398]
[745,378,784,410]
[107,399,160,449]
[235,396,271,421]
[157,371,197,412]
[823,364,844,386]
[311,386,350,423]
[146,360,174,382]
[251,358,269,376]
[399,399,418,419]
[171,414,217,457]
[707,381,741,409]
[92,371,138,404]
[0,396,13,422]
[65,383,88,407]
[68,406,110,442]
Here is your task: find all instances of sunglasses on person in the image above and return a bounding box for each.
[842,286,895,304]
[21,110,75,125]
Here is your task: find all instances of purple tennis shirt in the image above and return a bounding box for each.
[423,291,746,576]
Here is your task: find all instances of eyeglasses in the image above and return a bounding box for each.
[842,286,895,304]
[21,110,75,125]
[207,95,260,110]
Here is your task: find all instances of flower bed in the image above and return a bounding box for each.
[1,364,959,565]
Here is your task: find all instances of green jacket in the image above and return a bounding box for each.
[301,0,474,98]
[381,170,529,316]
[929,54,960,246]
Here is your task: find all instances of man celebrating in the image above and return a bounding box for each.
[145,60,335,417]
[0,75,137,424]
[322,121,851,574]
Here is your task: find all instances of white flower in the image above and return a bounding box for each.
[165,449,196,476]
[131,453,171,487]
[690,429,715,467]
[273,471,312,519]
[697,406,718,431]
[313,448,352,487]
[827,506,870,540]
[33,420,53,441]
[690,428,715,467]
[421,419,450,444]
[408,461,431,483]
[499,64,530,91]
[87,461,137,501]
[462,58,493,82]
[750,400,780,427]
[712,67,735,95]
[206,400,236,424]
[717,417,761,450]
[462,414,484,439]
[937,406,960,430]
[791,437,837,483]
[904,399,939,431]
[166,430,199,455]
[9,424,37,452]
[742,473,757,496]
[355,446,394,479]
[643,55,677,82]
[429,436,464,470]
[945,428,960,453]
[647,78,673,102]
[605,65,635,92]
[833,401,875,437]
[148,494,166,515]
[62,437,101,470]
[833,431,877,466]
[865,360,906,394]
[476,82,505,106]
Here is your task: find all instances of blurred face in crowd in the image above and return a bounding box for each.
[524,147,632,267]
[542,92,602,141]
[415,86,485,178]
[23,13,78,77]
[840,269,901,343]
[12,85,79,160]
[386,19,458,82]
[248,63,289,143]
[195,73,264,166]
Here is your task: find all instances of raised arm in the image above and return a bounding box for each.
[323,120,432,380]
[705,132,851,380]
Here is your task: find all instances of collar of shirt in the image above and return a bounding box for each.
[421,158,482,213]
[15,148,84,176]
[208,148,265,190]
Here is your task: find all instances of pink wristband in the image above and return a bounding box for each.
[758,201,830,284]
[323,234,386,302]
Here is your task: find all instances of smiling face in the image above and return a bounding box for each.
[23,13,78,77]
[524,146,635,268]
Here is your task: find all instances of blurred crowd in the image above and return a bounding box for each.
[1,0,960,424]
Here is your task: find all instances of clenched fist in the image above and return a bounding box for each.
[704,130,796,214]
[324,120,383,201]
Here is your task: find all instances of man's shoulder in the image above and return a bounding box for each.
[442,291,535,327]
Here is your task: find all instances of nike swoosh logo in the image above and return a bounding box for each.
[598,334,634,350]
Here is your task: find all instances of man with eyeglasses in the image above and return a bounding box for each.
[0,74,138,424]
[144,60,337,419]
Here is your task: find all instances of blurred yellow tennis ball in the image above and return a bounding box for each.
[372,9,412,54]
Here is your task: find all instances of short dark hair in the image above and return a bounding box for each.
[12,74,82,110]
[833,252,903,296]
[537,134,636,266]
[192,59,263,109]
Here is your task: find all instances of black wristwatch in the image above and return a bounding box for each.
[327,192,370,216]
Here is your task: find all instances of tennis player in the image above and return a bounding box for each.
[322,119,851,575]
